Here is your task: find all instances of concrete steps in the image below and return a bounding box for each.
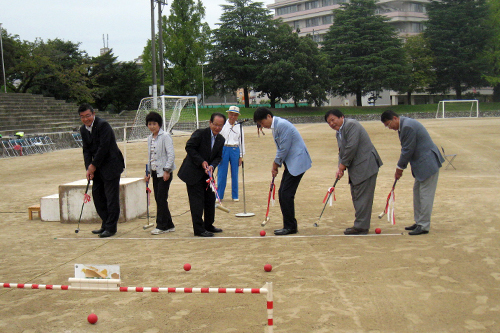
[0,93,137,137]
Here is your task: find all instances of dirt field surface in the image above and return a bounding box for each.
[1,117,499,333]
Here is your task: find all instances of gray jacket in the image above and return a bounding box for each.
[398,117,444,181]
[147,129,175,177]
[337,118,383,185]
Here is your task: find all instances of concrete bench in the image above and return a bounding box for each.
[38,178,147,223]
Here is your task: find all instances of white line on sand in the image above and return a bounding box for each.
[55,233,404,240]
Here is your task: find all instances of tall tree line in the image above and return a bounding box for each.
[2,0,499,108]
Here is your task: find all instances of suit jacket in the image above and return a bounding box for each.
[80,116,124,180]
[177,127,225,185]
[398,117,444,181]
[337,118,382,185]
[273,116,312,176]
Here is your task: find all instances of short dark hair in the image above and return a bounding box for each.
[253,107,273,122]
[381,110,399,123]
[145,112,163,127]
[324,109,344,122]
[78,103,94,114]
[210,112,226,123]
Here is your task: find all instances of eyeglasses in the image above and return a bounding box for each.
[384,120,393,129]
[80,114,93,119]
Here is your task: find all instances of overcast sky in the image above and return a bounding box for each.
[1,0,274,62]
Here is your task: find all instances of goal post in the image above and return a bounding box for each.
[128,95,199,141]
[436,100,479,118]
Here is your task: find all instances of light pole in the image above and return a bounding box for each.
[0,23,7,93]
[150,0,157,108]
[201,63,205,107]
[157,0,166,96]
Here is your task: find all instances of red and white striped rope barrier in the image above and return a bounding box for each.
[1,281,274,332]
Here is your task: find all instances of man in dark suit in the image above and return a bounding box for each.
[178,113,226,237]
[78,104,124,238]
[325,109,383,235]
[381,110,444,235]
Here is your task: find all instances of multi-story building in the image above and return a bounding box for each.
[268,0,429,45]
[267,0,432,105]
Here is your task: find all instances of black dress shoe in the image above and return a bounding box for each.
[408,225,429,235]
[195,231,214,237]
[405,224,418,231]
[344,227,369,235]
[92,228,105,234]
[98,230,116,238]
[274,228,297,235]
[206,227,223,233]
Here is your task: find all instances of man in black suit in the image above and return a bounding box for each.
[178,113,226,237]
[78,104,124,238]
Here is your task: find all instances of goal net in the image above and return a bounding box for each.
[436,100,479,118]
[128,95,199,141]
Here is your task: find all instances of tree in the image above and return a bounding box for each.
[401,34,436,105]
[89,51,149,112]
[255,23,329,108]
[142,0,211,97]
[483,0,500,102]
[424,0,490,99]
[322,0,409,106]
[209,0,274,108]
[29,39,91,102]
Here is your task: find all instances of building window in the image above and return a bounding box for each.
[322,0,333,6]
[322,15,333,25]
[276,4,298,15]
[305,0,320,10]
[306,17,320,27]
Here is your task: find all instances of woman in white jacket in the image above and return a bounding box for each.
[144,112,176,235]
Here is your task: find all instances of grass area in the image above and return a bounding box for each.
[196,102,500,121]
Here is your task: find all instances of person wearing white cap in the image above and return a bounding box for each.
[217,106,245,202]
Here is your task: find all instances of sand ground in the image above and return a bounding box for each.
[0,117,499,332]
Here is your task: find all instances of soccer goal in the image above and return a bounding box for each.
[128,95,199,141]
[436,100,479,118]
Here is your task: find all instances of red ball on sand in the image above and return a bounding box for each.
[87,313,98,324]
[264,264,272,272]
[184,263,191,271]
[375,228,381,234]
[260,230,266,237]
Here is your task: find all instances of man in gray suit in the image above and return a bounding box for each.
[254,108,312,235]
[325,109,383,235]
[381,110,444,235]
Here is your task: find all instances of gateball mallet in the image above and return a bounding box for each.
[143,164,154,230]
[313,178,339,227]
[75,179,91,233]
[379,178,398,219]
[261,176,275,227]
[207,168,230,213]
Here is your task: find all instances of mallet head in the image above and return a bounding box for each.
[75,229,79,233]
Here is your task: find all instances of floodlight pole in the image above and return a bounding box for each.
[0,23,7,93]
[150,0,158,108]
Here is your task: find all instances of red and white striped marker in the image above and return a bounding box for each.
[1,282,274,332]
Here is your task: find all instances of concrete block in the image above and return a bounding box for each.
[40,194,60,221]
[59,178,147,224]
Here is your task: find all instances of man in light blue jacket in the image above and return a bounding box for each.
[381,110,444,235]
[254,108,312,235]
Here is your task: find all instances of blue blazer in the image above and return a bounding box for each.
[398,117,444,181]
[273,117,312,176]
